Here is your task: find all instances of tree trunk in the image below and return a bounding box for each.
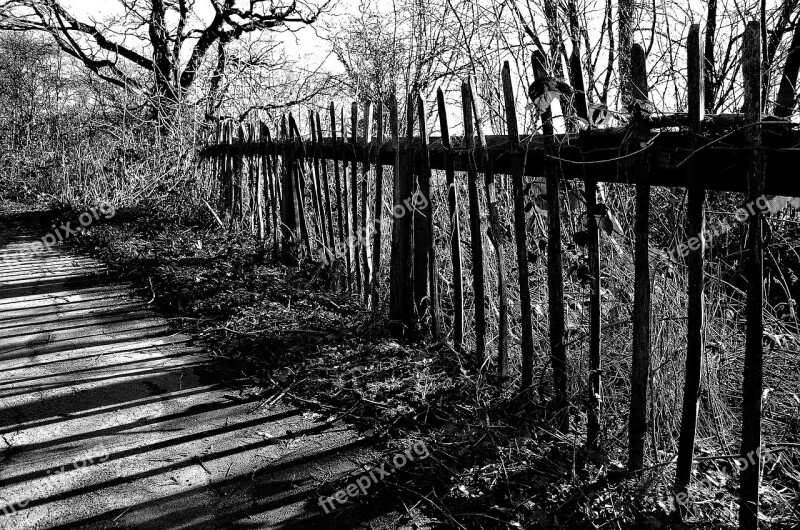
[775,21,800,118]
[618,0,635,100]
[704,0,717,112]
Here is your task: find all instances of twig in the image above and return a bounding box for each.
[195,455,212,475]
[202,199,226,230]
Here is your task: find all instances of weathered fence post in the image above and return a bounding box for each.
[317,111,335,252]
[675,23,706,516]
[261,122,280,255]
[628,43,652,470]
[222,120,233,215]
[310,110,329,254]
[361,100,374,303]
[389,93,414,337]
[437,88,464,349]
[289,114,312,257]
[470,78,507,375]
[330,104,345,261]
[461,82,486,367]
[237,122,248,227]
[279,115,297,259]
[739,20,764,530]
[341,107,353,288]
[417,94,440,339]
[501,63,534,388]
[350,103,361,295]
[370,101,385,310]
[533,50,568,432]
[568,43,603,449]
[251,123,264,240]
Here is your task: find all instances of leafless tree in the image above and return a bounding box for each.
[0,0,333,119]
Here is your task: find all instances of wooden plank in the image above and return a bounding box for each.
[361,100,374,304]
[221,121,232,215]
[389,93,414,337]
[317,111,335,254]
[213,120,221,208]
[236,122,246,224]
[279,115,297,256]
[341,107,353,288]
[628,43,652,470]
[417,94,440,340]
[675,23,706,515]
[310,110,329,253]
[251,123,264,240]
[305,113,323,255]
[461,82,486,367]
[289,113,312,257]
[351,103,361,296]
[370,102,385,310]
[437,88,464,350]
[739,20,764,530]
[533,50,568,433]
[411,93,428,329]
[262,123,280,256]
[330,103,345,259]
[470,77,507,376]
[568,41,603,450]
[501,63,534,388]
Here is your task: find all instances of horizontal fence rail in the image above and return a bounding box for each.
[201,117,800,197]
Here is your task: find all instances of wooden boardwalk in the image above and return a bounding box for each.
[0,217,376,529]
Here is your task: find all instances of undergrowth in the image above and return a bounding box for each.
[31,200,800,530]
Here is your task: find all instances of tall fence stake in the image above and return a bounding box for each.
[675,23,706,516]
[461,82,486,366]
[502,63,534,389]
[437,88,464,349]
[533,50,568,432]
[739,20,764,530]
[370,101,385,310]
[361,100,374,303]
[628,43,652,470]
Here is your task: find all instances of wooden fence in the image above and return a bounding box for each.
[200,22,798,529]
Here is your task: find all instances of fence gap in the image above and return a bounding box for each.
[461,82,486,367]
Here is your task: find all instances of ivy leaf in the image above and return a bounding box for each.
[598,210,624,237]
